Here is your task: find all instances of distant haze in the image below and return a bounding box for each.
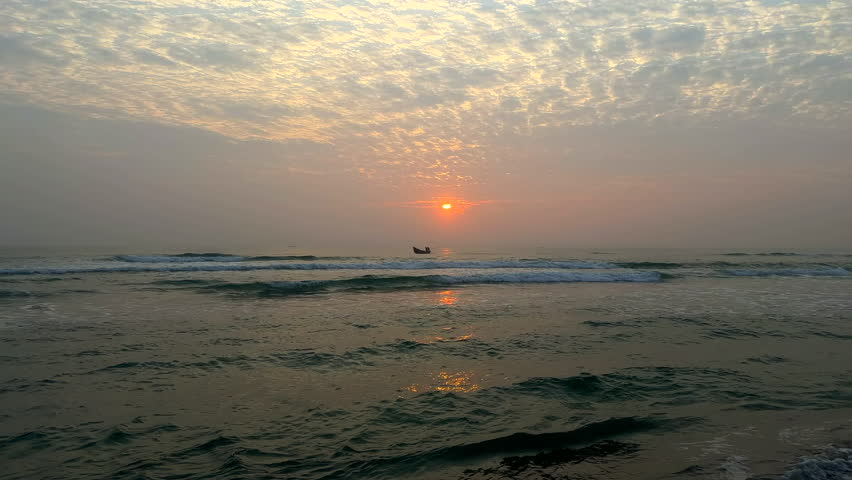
[1,0,850,249]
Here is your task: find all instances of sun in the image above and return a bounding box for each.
[442,203,452,210]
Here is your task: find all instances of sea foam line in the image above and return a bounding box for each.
[781,447,852,480]
[0,260,618,276]
[113,254,320,263]
[724,267,850,277]
[208,271,663,295]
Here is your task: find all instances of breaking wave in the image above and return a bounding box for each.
[0,260,617,276]
[781,447,852,480]
[315,416,670,479]
[113,253,320,262]
[721,252,852,257]
[0,289,36,298]
[724,267,850,277]
[722,252,802,256]
[435,417,659,460]
[615,261,741,269]
[204,271,662,296]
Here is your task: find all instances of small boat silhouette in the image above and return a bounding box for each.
[413,246,431,254]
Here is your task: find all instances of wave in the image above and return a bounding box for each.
[721,252,802,256]
[616,261,687,269]
[8,257,848,279]
[0,260,618,276]
[618,261,852,270]
[330,416,666,479]
[149,279,216,286]
[203,271,662,296]
[468,440,638,477]
[722,252,852,257]
[0,289,35,298]
[113,253,320,263]
[0,289,93,300]
[497,367,753,405]
[782,447,852,480]
[437,417,657,460]
[615,261,741,269]
[724,267,850,277]
[114,258,615,269]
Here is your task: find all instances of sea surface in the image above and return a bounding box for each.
[1,247,851,480]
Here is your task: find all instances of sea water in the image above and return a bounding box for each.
[1,248,851,479]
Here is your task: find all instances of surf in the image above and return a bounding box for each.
[200,271,663,297]
[0,260,619,276]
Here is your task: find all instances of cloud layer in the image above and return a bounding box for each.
[1,0,850,184]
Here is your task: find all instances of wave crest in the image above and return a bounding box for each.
[0,260,618,276]
[724,267,850,277]
[782,447,852,480]
[114,254,319,263]
[204,271,661,296]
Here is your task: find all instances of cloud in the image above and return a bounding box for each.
[631,25,706,52]
[390,198,498,209]
[167,43,262,70]
[131,48,177,67]
[0,0,849,186]
[0,33,70,66]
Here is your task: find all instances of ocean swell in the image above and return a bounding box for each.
[782,447,852,480]
[0,260,618,276]
[113,253,320,263]
[324,416,667,479]
[724,267,850,277]
[202,271,662,296]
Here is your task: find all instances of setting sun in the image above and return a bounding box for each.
[442,203,452,210]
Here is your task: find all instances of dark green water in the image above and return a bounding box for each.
[1,248,851,479]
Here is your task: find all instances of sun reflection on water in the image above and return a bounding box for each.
[439,290,457,305]
[404,370,481,394]
[411,331,474,344]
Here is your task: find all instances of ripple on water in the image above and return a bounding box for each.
[460,440,640,479]
[311,416,674,480]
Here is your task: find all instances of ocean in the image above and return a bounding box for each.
[1,247,851,480]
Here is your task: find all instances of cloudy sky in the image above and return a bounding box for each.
[1,0,850,248]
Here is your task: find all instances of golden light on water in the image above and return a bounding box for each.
[434,371,480,393]
[411,332,473,344]
[439,290,457,305]
[403,370,481,394]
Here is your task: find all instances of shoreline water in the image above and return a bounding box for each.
[1,248,851,479]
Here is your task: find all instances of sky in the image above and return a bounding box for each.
[1,0,850,249]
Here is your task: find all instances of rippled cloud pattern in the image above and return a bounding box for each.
[1,0,849,183]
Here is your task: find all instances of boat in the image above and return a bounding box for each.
[413,246,431,254]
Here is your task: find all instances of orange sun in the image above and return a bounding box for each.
[442,203,452,210]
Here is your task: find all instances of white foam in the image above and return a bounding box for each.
[725,267,850,277]
[782,447,852,480]
[362,260,617,270]
[259,271,663,292]
[719,455,750,480]
[116,255,247,263]
[0,260,618,276]
[432,271,661,284]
